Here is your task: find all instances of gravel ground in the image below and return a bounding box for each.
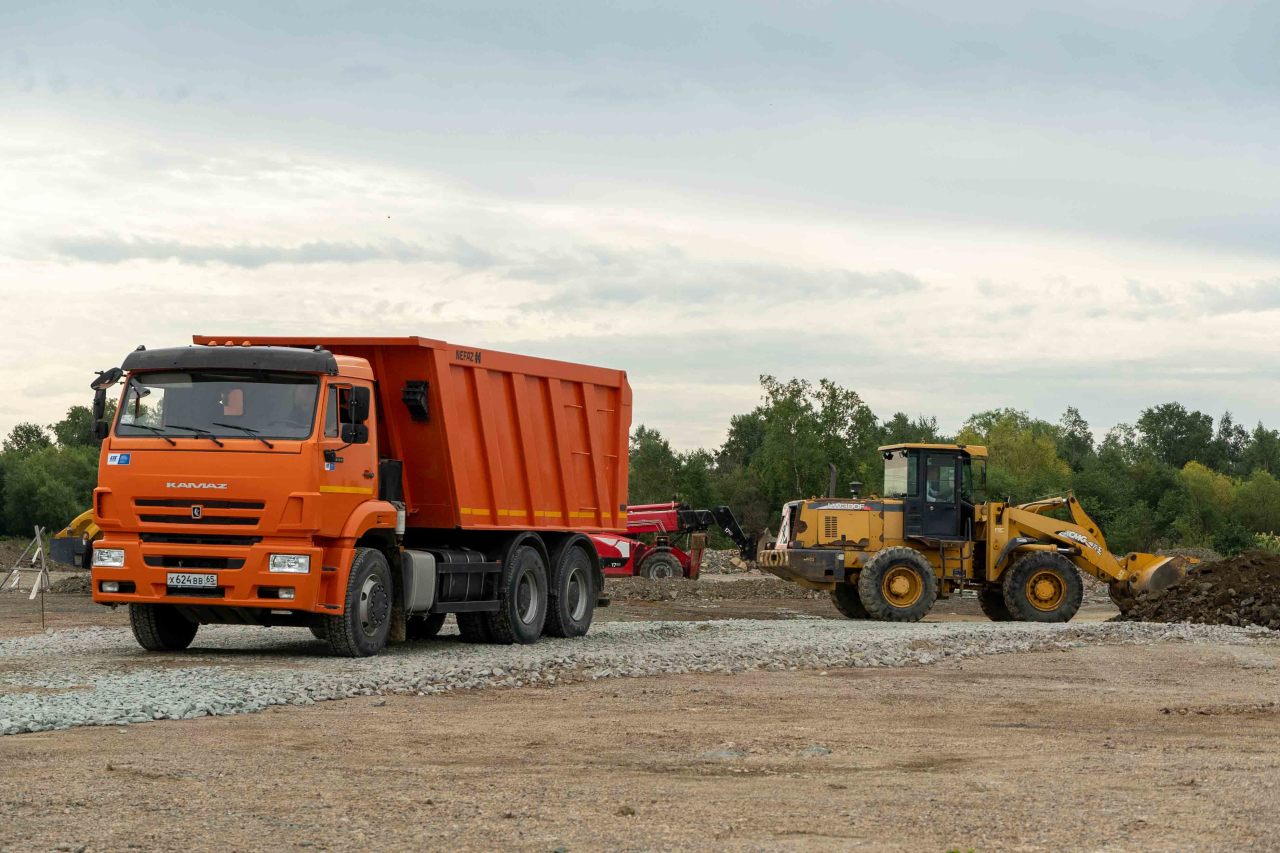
[1,617,1270,736]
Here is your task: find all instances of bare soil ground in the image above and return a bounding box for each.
[2,641,1277,852]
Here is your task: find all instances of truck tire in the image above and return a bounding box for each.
[406,613,447,640]
[638,551,681,579]
[545,544,596,638]
[857,547,937,622]
[322,547,394,657]
[1002,552,1083,623]
[484,544,548,644]
[830,583,869,619]
[129,604,198,652]
[456,612,493,643]
[977,586,1013,621]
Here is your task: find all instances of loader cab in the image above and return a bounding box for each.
[880,443,987,541]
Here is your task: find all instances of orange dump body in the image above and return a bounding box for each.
[192,336,631,535]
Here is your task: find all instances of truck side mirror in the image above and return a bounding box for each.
[340,423,369,445]
[89,367,123,445]
[92,420,111,441]
[350,387,372,424]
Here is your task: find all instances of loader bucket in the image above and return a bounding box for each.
[1126,555,1187,595]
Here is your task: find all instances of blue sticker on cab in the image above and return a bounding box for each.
[107,453,131,465]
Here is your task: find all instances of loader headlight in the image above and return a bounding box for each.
[92,548,125,568]
[268,554,311,574]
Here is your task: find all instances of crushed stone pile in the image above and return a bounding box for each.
[1115,550,1280,630]
[699,549,756,574]
[606,575,824,602]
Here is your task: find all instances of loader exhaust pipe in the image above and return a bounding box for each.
[827,463,838,498]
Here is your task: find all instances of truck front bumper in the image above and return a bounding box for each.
[757,548,844,587]
[91,538,332,613]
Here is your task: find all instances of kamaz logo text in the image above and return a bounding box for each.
[166,482,229,490]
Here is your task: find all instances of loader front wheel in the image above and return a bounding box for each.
[977,586,1013,621]
[830,582,869,619]
[1002,552,1083,623]
[857,547,937,622]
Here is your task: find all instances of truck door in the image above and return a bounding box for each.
[921,453,961,538]
[318,381,378,532]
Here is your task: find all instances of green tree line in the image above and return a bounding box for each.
[0,406,103,537]
[629,376,1280,556]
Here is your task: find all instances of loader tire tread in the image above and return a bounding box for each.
[977,586,1013,621]
[857,547,937,623]
[1002,552,1083,623]
[830,582,870,619]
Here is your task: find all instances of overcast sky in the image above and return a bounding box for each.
[3,1,1278,449]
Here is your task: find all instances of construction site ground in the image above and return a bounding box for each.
[2,572,1278,852]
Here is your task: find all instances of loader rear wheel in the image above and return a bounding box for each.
[977,586,1013,621]
[129,604,198,652]
[857,547,937,622]
[1002,552,1083,623]
[830,582,869,619]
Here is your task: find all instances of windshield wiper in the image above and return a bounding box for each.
[166,424,225,447]
[211,422,275,449]
[122,424,177,446]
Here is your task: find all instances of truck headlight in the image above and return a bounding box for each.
[269,554,311,574]
[92,548,125,568]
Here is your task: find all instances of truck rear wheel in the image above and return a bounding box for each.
[857,547,937,622]
[456,612,493,643]
[129,604,198,652]
[322,547,393,657]
[406,613,447,640]
[545,544,596,638]
[1002,552,1083,622]
[830,582,869,619]
[638,550,681,579]
[484,544,548,644]
[977,586,1013,621]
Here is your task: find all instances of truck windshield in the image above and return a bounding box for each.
[116,371,320,441]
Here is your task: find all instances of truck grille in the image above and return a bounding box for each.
[144,555,246,570]
[139,533,262,546]
[134,498,263,528]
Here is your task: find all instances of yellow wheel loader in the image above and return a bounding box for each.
[758,443,1184,623]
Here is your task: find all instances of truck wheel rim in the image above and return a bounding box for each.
[359,575,389,636]
[516,567,543,625]
[882,566,922,607]
[1026,571,1065,611]
[566,566,589,621]
[652,559,674,579]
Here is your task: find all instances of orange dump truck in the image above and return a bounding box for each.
[88,336,631,656]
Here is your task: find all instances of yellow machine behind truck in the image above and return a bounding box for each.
[758,443,1184,623]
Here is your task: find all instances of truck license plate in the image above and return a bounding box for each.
[167,572,217,589]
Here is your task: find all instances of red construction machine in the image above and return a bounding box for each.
[590,502,756,580]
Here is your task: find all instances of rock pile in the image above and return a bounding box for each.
[1115,550,1280,630]
[699,549,755,574]
[606,576,824,602]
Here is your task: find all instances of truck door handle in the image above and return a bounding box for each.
[362,470,375,479]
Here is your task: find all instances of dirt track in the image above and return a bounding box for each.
[3,641,1278,852]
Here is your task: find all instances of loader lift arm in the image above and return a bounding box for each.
[999,493,1178,595]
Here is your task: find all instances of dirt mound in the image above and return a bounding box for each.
[1115,550,1280,630]
[606,576,824,602]
[48,574,92,594]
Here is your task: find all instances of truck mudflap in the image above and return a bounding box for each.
[758,548,843,586]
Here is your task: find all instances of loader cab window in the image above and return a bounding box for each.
[963,458,986,503]
[883,450,918,499]
[925,455,956,503]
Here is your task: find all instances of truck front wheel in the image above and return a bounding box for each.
[129,604,198,652]
[322,547,393,657]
